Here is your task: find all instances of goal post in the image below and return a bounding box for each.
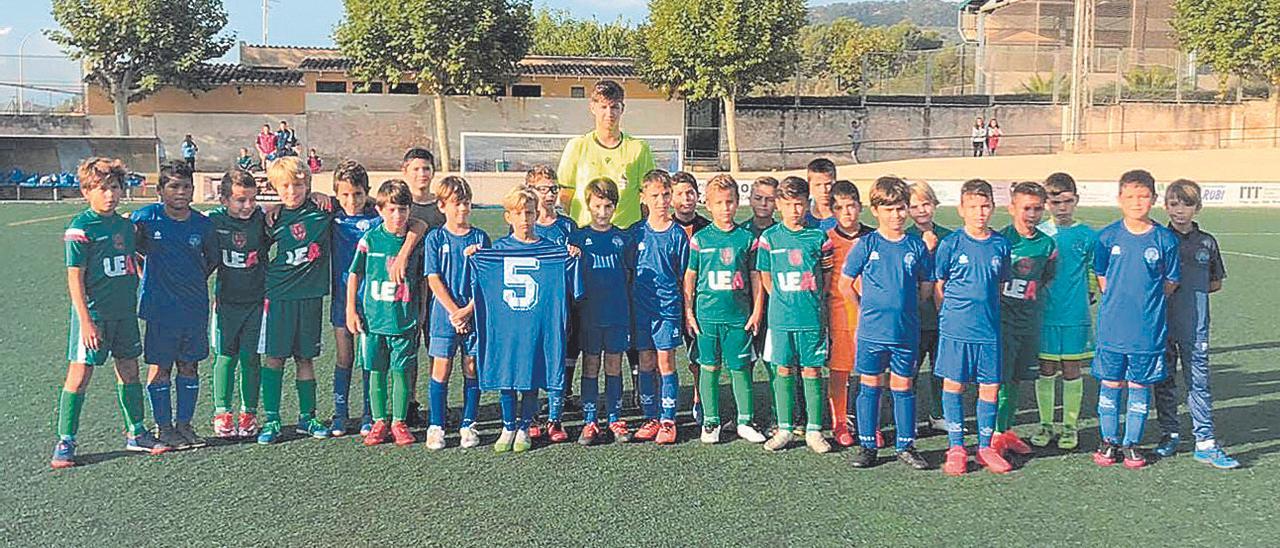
[459,132,683,175]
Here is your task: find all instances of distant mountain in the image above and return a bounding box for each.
[808,0,960,28]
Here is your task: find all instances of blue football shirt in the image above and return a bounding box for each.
[569,226,631,328]
[423,225,492,338]
[935,229,1012,344]
[331,205,382,299]
[131,203,217,327]
[804,211,838,231]
[534,214,577,245]
[841,231,934,346]
[470,239,582,391]
[1093,220,1181,354]
[626,219,690,320]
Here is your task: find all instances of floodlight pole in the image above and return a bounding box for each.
[17,30,38,114]
[262,0,270,44]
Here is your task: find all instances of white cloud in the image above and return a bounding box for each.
[0,27,12,37]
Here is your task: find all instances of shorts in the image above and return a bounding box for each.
[260,298,323,360]
[934,336,1001,384]
[580,322,630,355]
[633,313,683,352]
[1001,329,1041,382]
[428,331,478,359]
[1091,349,1167,385]
[67,311,142,366]
[695,322,754,370]
[1039,324,1095,362]
[212,301,264,356]
[763,327,828,369]
[828,329,855,373]
[361,331,420,372]
[144,321,210,367]
[855,339,918,378]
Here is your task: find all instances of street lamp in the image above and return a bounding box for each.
[17,29,41,115]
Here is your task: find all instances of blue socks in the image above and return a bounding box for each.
[147,380,172,427]
[660,372,678,422]
[461,377,479,428]
[582,376,599,424]
[499,390,517,431]
[548,389,564,422]
[942,390,964,447]
[638,370,658,419]
[519,390,539,430]
[605,374,623,423]
[856,383,881,449]
[428,378,448,427]
[1123,385,1151,447]
[892,388,916,451]
[1098,383,1122,444]
[976,397,997,448]
[175,375,198,424]
[333,367,352,420]
[361,369,372,419]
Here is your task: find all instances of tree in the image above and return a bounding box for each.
[531,8,636,57]
[1173,0,1280,98]
[47,0,234,135]
[799,19,903,93]
[634,0,805,172]
[335,0,532,170]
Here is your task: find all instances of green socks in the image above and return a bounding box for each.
[802,376,824,431]
[369,370,389,421]
[116,382,146,435]
[699,365,721,426]
[1062,377,1083,430]
[1035,374,1056,426]
[260,367,283,422]
[239,351,261,412]
[772,366,795,431]
[57,389,84,439]
[391,370,410,421]
[213,354,237,413]
[296,378,317,419]
[729,369,754,426]
[995,382,1020,432]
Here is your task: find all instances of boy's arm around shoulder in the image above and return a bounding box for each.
[389,218,428,284]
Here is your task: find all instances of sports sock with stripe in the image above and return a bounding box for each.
[581,375,600,424]
[333,367,352,420]
[147,379,172,428]
[260,366,283,422]
[1097,383,1121,444]
[518,390,539,430]
[1122,385,1151,447]
[892,388,917,450]
[117,382,147,435]
[296,379,317,420]
[360,369,371,419]
[772,368,796,431]
[638,370,658,419]
[428,378,448,427]
[1034,374,1056,427]
[856,383,881,448]
[213,354,236,414]
[659,372,678,422]
[175,375,199,424]
[995,381,1019,433]
[605,374,623,423]
[391,370,410,422]
[57,389,84,439]
[803,376,824,432]
[238,350,261,413]
[461,377,480,429]
[729,369,754,426]
[1062,377,1083,430]
[698,366,720,426]
[548,388,565,422]
[942,389,965,447]
[368,370,388,421]
[976,396,997,448]
[499,390,517,430]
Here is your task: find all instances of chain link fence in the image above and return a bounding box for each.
[0,53,85,115]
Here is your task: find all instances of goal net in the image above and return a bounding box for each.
[460,132,683,174]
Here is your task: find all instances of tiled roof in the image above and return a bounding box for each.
[294,55,636,78]
[298,57,354,71]
[194,63,304,86]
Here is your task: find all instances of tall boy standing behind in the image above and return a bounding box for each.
[526,165,577,442]
[906,181,952,432]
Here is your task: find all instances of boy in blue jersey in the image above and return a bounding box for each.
[52,158,168,468]
[839,176,934,469]
[525,165,578,442]
[423,176,491,450]
[627,169,690,445]
[1152,180,1237,468]
[935,179,1013,476]
[132,161,218,450]
[1091,169,1181,469]
[569,177,634,445]
[1031,173,1095,450]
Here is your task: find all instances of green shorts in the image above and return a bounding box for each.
[67,310,142,366]
[211,301,264,356]
[1001,328,1041,382]
[360,331,419,372]
[1039,324,1095,362]
[262,298,323,360]
[763,327,828,369]
[695,322,755,371]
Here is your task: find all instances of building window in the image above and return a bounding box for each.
[315,81,346,93]
[511,84,541,98]
[570,86,585,98]
[354,82,383,94]
[389,82,419,94]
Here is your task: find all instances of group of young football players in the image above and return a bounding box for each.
[51,146,1239,474]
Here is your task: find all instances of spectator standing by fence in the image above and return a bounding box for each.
[970,117,987,157]
[181,135,198,171]
[256,124,276,167]
[307,149,322,173]
[986,118,1002,156]
[848,118,865,164]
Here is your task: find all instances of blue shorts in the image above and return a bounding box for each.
[330,294,361,328]
[855,339,918,378]
[1091,349,1167,385]
[633,314,682,352]
[428,332,478,359]
[144,322,209,367]
[1039,324,1095,361]
[580,322,630,355]
[934,336,1001,384]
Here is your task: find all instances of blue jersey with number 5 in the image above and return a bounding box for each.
[470,238,582,391]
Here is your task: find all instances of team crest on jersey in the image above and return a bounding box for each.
[720,248,734,265]
[112,233,126,251]
[232,231,247,249]
[903,252,915,267]
[958,254,969,265]
[638,242,646,251]
[188,234,202,247]
[357,219,372,231]
[990,256,1002,269]
[1195,248,1210,264]
[385,256,397,272]
[1143,247,1160,264]
[788,249,803,266]
[584,237,593,246]
[612,235,624,248]
[290,223,306,241]
[1015,256,1035,275]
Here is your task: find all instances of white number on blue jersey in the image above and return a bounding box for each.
[502,256,540,310]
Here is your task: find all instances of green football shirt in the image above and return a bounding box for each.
[64,209,138,320]
[999,224,1057,333]
[210,207,267,304]
[907,223,952,331]
[754,223,833,331]
[738,218,776,241]
[688,223,756,324]
[558,130,656,228]
[349,225,423,335]
[1038,220,1097,328]
[266,201,332,301]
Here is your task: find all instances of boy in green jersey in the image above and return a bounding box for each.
[756,177,835,453]
[52,158,169,468]
[684,174,767,444]
[349,180,426,447]
[906,181,952,432]
[1031,172,1097,450]
[993,181,1057,458]
[209,169,269,439]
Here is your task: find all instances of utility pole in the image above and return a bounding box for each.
[262,0,270,44]
[1067,0,1094,148]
